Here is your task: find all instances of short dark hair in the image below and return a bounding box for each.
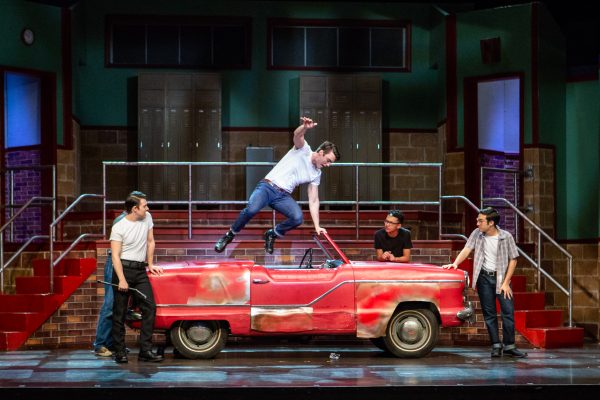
[125,191,147,213]
[479,207,500,226]
[316,141,340,162]
[388,210,404,224]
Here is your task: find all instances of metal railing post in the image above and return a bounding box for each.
[568,256,573,327]
[102,163,107,238]
[0,231,4,293]
[9,170,14,241]
[49,224,54,294]
[438,165,442,240]
[537,231,542,291]
[355,165,360,240]
[188,164,192,240]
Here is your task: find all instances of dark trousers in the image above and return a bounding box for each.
[112,264,156,353]
[476,271,516,348]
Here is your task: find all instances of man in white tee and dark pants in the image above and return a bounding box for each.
[443,207,527,358]
[214,116,340,254]
[110,191,164,363]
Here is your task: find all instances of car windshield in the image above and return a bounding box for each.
[313,232,350,264]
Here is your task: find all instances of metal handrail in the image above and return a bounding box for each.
[483,196,573,327]
[103,161,443,240]
[480,167,520,241]
[2,165,56,242]
[48,193,104,293]
[441,195,574,327]
[0,197,54,294]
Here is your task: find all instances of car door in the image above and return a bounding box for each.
[249,263,356,334]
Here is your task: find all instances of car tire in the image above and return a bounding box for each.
[170,320,228,359]
[383,308,438,358]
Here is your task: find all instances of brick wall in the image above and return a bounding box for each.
[543,242,599,340]
[387,130,443,204]
[56,120,81,211]
[523,147,555,238]
[480,152,520,236]
[80,127,136,205]
[3,150,43,242]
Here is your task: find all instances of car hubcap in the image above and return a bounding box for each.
[186,322,215,344]
[398,317,423,344]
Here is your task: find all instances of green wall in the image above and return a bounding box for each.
[0,0,63,144]
[565,80,600,239]
[455,4,533,147]
[72,0,441,129]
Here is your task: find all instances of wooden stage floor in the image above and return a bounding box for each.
[1,342,599,399]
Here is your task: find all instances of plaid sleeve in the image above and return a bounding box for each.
[465,229,479,249]
[507,233,519,259]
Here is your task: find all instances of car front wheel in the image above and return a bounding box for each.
[170,320,228,359]
[383,308,438,358]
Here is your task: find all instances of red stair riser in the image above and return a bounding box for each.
[0,295,59,312]
[515,310,563,328]
[0,312,44,331]
[510,276,526,292]
[0,258,97,351]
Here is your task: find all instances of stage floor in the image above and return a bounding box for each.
[1,342,599,399]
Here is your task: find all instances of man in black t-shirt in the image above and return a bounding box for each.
[374,210,412,263]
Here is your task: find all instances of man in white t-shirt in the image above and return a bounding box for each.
[215,116,340,254]
[110,191,164,363]
[443,207,527,358]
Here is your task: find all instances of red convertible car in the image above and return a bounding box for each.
[139,233,473,359]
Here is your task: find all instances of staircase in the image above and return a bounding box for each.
[512,273,584,348]
[460,259,584,348]
[0,258,96,351]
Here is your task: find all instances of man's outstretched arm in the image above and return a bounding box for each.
[293,116,317,149]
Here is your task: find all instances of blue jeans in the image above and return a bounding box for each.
[93,252,113,351]
[231,181,303,237]
[476,271,516,348]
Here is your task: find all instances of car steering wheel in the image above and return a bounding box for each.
[299,248,313,269]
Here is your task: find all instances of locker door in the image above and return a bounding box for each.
[354,76,382,202]
[192,74,222,201]
[299,76,328,201]
[165,74,193,201]
[328,75,355,202]
[138,73,166,200]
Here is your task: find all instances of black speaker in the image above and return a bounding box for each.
[480,37,501,64]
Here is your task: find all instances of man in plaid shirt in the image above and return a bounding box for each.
[443,207,527,358]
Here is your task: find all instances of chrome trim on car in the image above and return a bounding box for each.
[457,301,475,322]
[156,278,464,309]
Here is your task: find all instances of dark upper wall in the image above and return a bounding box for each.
[0,0,64,144]
[71,0,441,129]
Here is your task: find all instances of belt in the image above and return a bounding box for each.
[262,179,290,194]
[121,259,148,269]
[481,269,496,277]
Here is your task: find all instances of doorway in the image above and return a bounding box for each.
[464,73,523,238]
[1,67,56,241]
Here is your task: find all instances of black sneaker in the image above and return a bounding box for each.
[138,350,164,362]
[491,347,502,358]
[264,229,277,254]
[504,348,527,358]
[114,352,128,364]
[215,230,235,253]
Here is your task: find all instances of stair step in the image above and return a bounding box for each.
[511,275,526,292]
[0,312,45,331]
[33,258,85,277]
[15,276,81,294]
[0,331,30,351]
[497,291,546,311]
[0,294,60,312]
[515,309,563,328]
[524,327,585,348]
